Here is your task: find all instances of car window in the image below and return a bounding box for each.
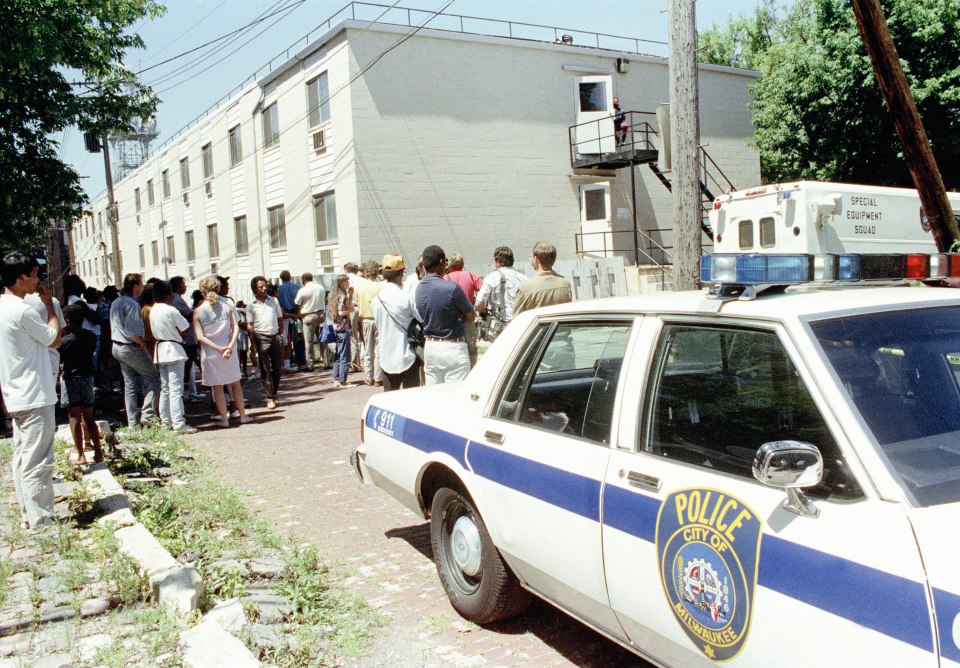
[643,324,862,500]
[810,305,960,507]
[494,321,632,444]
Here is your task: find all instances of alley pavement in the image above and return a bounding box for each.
[191,368,644,667]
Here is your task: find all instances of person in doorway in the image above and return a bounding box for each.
[246,276,284,409]
[373,254,421,391]
[111,273,160,429]
[476,246,526,336]
[613,97,628,146]
[414,245,474,385]
[513,241,573,315]
[328,274,353,388]
[0,253,61,530]
[59,304,105,465]
[193,275,251,426]
[150,281,197,434]
[294,272,326,370]
[443,252,483,367]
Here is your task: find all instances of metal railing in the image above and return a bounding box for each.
[698,145,736,200]
[568,111,658,162]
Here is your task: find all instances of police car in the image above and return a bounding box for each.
[352,248,960,666]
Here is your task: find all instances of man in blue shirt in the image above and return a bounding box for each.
[414,245,475,385]
[277,270,307,372]
[110,273,160,428]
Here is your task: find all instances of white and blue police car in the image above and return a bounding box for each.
[353,249,960,666]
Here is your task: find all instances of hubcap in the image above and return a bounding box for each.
[451,515,482,577]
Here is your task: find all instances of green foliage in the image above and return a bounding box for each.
[0,556,12,607]
[104,550,149,606]
[0,0,164,251]
[699,0,960,190]
[197,561,246,608]
[66,479,101,519]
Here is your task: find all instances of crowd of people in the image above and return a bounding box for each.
[0,240,572,531]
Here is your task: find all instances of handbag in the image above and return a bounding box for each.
[377,295,425,360]
[318,323,337,344]
[481,270,508,343]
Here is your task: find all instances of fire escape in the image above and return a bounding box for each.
[568,111,736,283]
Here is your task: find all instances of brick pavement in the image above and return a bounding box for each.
[189,369,645,667]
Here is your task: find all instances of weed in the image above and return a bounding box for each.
[131,606,184,659]
[54,450,83,482]
[92,636,126,668]
[103,551,148,607]
[66,480,101,520]
[198,561,246,608]
[0,557,11,607]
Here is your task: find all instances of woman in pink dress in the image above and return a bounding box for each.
[193,275,252,427]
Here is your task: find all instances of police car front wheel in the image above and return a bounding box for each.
[430,487,531,624]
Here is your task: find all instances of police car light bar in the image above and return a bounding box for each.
[701,252,960,286]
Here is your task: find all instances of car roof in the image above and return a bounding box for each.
[528,285,960,322]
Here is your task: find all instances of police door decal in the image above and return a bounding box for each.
[655,488,762,662]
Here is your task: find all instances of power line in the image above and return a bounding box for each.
[138,1,303,78]
[88,0,454,219]
[138,0,230,67]
[144,0,298,87]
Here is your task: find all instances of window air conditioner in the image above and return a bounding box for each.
[312,130,326,152]
[205,181,213,198]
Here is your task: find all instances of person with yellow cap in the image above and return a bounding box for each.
[372,254,422,391]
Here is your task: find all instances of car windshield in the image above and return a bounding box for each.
[809,305,960,507]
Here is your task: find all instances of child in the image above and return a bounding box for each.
[59,303,104,465]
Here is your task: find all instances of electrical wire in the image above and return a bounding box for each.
[138,0,230,67]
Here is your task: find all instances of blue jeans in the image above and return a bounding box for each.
[113,343,160,427]
[288,320,306,368]
[334,331,351,382]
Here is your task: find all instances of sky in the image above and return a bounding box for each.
[62,0,774,201]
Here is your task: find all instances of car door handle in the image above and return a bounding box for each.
[623,470,661,492]
[484,430,505,445]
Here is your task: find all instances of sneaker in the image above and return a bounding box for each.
[249,372,260,380]
[266,399,277,409]
[230,410,240,419]
[175,425,199,434]
[239,416,254,424]
[210,416,229,427]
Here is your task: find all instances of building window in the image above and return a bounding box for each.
[147,180,155,206]
[234,215,249,255]
[581,184,609,222]
[138,244,145,268]
[229,126,242,167]
[185,230,196,262]
[268,205,286,250]
[313,191,337,243]
[151,240,159,266]
[179,157,190,189]
[202,142,213,180]
[162,169,171,198]
[166,236,175,264]
[207,223,220,259]
[134,188,141,212]
[262,102,279,149]
[306,72,330,127]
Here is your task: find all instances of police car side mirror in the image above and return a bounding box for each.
[752,440,823,518]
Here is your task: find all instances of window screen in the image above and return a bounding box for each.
[738,219,753,250]
[759,216,776,248]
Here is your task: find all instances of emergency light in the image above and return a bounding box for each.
[700,252,960,286]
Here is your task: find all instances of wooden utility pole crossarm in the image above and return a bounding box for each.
[850,0,959,251]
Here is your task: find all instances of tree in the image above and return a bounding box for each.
[699,0,960,190]
[0,0,163,252]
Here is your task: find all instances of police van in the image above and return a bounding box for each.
[710,180,960,256]
[353,215,960,666]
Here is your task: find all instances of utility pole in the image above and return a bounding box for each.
[669,0,701,290]
[850,0,959,251]
[101,133,123,285]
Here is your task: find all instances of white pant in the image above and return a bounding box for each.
[361,319,381,382]
[11,404,55,528]
[158,362,186,430]
[424,340,470,385]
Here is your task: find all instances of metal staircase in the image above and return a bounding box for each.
[569,111,736,280]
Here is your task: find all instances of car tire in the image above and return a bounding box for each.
[430,486,531,624]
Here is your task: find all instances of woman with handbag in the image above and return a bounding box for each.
[327,275,353,388]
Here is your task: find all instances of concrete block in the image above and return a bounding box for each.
[116,523,180,575]
[205,597,248,634]
[180,619,260,668]
[153,566,203,614]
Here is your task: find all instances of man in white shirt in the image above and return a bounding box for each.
[149,281,197,434]
[0,253,61,530]
[294,272,326,370]
[476,246,527,334]
[245,276,284,409]
[372,254,421,391]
